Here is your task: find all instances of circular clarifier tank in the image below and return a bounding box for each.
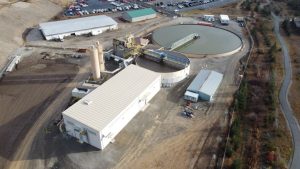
[152,25,243,56]
[136,50,190,87]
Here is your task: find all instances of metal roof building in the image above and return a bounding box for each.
[39,15,118,40]
[185,70,223,101]
[122,8,157,22]
[62,65,161,149]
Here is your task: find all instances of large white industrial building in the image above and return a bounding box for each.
[184,70,223,102]
[62,65,161,149]
[39,15,118,40]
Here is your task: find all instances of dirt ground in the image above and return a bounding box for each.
[0,48,90,169]
[4,21,249,168]
[0,0,62,70]
[0,5,250,169]
[49,0,72,7]
[114,54,241,169]
[13,55,244,169]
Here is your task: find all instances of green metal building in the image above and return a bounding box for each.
[122,8,157,22]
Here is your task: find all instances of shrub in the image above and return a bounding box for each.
[265,140,276,151]
[281,19,291,36]
[232,135,241,150]
[236,81,248,112]
[230,118,241,137]
[255,3,259,12]
[226,145,234,157]
[288,0,300,11]
[242,0,252,10]
[232,158,242,169]
[261,5,271,16]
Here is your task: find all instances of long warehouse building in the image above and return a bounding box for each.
[62,65,161,149]
[184,70,223,102]
[39,15,118,40]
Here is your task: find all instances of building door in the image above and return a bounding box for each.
[73,128,80,138]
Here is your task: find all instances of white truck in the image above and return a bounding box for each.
[220,14,230,25]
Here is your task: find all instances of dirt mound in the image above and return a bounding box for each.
[49,0,72,7]
[0,0,62,70]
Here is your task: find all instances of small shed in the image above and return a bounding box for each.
[237,17,244,22]
[122,8,157,22]
[184,91,199,102]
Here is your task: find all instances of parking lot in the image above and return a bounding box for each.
[65,0,142,16]
[64,0,238,17]
[147,0,238,12]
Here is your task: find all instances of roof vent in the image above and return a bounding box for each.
[83,100,93,105]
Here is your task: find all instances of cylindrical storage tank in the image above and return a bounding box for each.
[136,50,190,87]
[96,41,105,72]
[88,46,101,80]
[160,64,190,87]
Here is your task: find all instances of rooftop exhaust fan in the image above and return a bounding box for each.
[83,100,93,105]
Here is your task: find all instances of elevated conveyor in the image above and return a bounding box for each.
[168,33,199,51]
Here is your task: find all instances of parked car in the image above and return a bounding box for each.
[177,4,184,8]
[133,4,139,9]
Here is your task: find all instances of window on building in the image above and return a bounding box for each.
[88,130,96,136]
[66,120,74,125]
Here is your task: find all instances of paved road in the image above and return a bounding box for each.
[6,63,91,169]
[272,13,300,169]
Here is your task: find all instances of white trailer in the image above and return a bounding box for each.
[237,17,244,22]
[220,15,230,25]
